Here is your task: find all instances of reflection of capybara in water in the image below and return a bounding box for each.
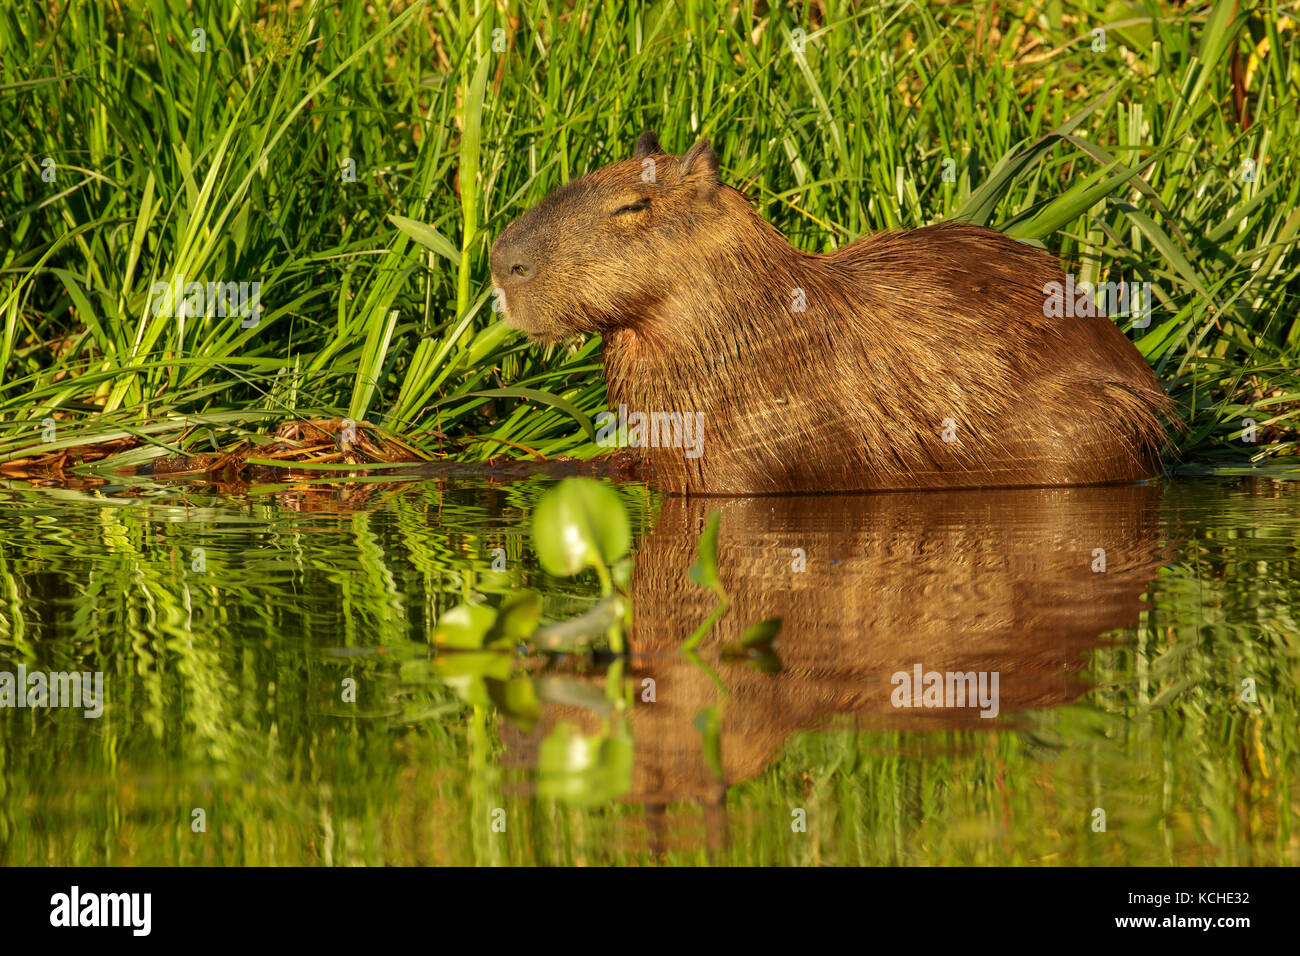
[503,484,1167,810]
[490,132,1175,494]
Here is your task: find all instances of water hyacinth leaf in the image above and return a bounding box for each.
[485,676,541,730]
[611,557,633,592]
[688,509,723,593]
[721,621,784,672]
[748,649,783,673]
[487,591,542,644]
[430,652,513,683]
[740,617,782,649]
[683,585,730,651]
[432,602,497,649]
[532,478,631,577]
[431,652,514,709]
[537,721,634,806]
[721,646,783,673]
[532,596,624,653]
[533,675,616,716]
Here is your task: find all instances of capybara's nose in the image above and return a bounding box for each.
[490,233,533,283]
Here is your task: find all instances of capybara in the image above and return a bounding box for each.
[490,132,1175,495]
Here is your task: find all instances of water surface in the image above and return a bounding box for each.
[0,476,1295,865]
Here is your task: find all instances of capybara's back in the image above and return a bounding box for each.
[491,133,1175,494]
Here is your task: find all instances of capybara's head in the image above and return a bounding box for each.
[489,131,727,343]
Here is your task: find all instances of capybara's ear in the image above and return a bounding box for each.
[677,138,719,197]
[633,130,664,159]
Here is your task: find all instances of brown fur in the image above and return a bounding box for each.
[490,132,1175,494]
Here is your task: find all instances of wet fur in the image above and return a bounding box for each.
[491,133,1175,494]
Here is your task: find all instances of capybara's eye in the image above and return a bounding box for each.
[611,198,651,216]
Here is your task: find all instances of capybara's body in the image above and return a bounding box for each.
[490,132,1173,494]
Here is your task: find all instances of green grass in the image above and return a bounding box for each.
[1,0,1297,473]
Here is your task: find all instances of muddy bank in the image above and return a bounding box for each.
[2,417,653,489]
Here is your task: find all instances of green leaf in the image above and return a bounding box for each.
[740,617,782,649]
[487,591,542,644]
[431,652,514,708]
[430,652,513,683]
[532,596,625,653]
[387,214,461,265]
[463,386,597,442]
[1189,0,1244,108]
[1119,206,1214,303]
[957,91,1114,226]
[486,676,542,730]
[537,721,634,806]
[610,557,633,592]
[693,706,725,781]
[721,618,783,671]
[455,51,492,316]
[1004,159,1147,240]
[688,509,723,593]
[433,602,497,649]
[532,478,631,577]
